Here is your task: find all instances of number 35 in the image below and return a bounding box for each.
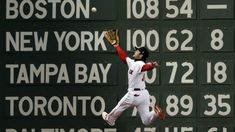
[203,94,231,116]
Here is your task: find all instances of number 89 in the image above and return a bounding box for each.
[166,95,193,116]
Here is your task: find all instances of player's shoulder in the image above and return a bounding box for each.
[126,58,145,66]
[135,60,145,65]
[126,57,134,63]
[133,60,145,67]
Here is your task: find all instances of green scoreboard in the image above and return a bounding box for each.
[0,0,235,131]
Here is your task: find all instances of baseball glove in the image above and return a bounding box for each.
[104,29,119,46]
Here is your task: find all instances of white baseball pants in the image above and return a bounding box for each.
[106,89,158,125]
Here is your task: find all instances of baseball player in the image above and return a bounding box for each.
[102,29,165,126]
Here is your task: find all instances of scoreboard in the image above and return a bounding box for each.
[0,0,235,132]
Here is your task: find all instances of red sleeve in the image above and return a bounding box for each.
[141,64,154,72]
[115,45,127,64]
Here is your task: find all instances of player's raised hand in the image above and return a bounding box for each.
[104,29,119,47]
[151,61,160,68]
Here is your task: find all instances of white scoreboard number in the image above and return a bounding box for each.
[207,62,227,83]
[163,61,195,84]
[199,27,234,52]
[201,94,233,117]
[163,28,195,52]
[165,0,193,18]
[201,126,233,132]
[127,0,196,19]
[200,60,234,84]
[126,29,160,51]
[127,0,159,19]
[165,94,194,116]
[162,93,233,118]
[210,29,224,50]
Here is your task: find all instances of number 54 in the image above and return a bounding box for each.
[166,0,193,18]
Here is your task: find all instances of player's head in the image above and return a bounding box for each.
[133,47,149,62]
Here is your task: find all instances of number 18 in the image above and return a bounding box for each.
[207,62,227,83]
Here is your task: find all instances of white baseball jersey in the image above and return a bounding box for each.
[126,57,146,89]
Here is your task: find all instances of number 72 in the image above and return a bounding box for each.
[166,62,194,84]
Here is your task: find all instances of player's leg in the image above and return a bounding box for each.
[102,92,133,126]
[135,90,156,125]
[137,102,157,125]
[137,104,166,125]
[154,105,166,120]
[136,90,165,125]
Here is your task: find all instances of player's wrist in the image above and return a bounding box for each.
[150,62,155,66]
[113,43,119,47]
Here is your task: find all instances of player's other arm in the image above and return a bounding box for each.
[141,62,160,72]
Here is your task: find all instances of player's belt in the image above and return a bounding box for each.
[133,88,145,91]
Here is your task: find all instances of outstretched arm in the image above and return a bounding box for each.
[141,62,160,72]
[115,45,127,64]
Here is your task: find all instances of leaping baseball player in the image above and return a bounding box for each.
[102,29,166,126]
